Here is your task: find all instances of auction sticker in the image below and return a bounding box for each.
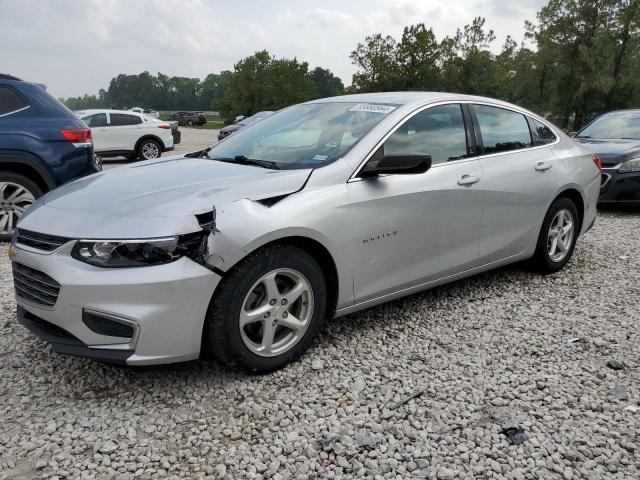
[349,104,397,114]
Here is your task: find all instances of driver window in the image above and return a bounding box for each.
[384,104,469,164]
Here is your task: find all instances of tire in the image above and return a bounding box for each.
[187,119,194,126]
[0,172,43,242]
[203,244,327,373]
[137,139,162,160]
[530,197,580,274]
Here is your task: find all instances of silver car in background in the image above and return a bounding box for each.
[11,92,600,373]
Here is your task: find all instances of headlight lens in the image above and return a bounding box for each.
[71,232,207,268]
[619,158,640,173]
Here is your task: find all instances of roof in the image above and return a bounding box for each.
[311,91,529,108]
[0,74,22,81]
[75,109,146,116]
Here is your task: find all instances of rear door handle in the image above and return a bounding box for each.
[535,161,552,171]
[457,174,481,186]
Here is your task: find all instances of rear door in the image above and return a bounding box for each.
[108,113,143,151]
[471,104,559,264]
[348,103,484,302]
[81,113,109,151]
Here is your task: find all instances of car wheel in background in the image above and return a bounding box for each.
[0,172,42,241]
[203,244,327,373]
[530,197,580,274]
[138,139,161,160]
[187,119,194,126]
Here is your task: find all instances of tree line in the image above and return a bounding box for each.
[60,61,344,120]
[349,0,640,130]
[62,0,640,129]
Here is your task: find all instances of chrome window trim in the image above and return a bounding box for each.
[0,105,30,118]
[348,100,561,182]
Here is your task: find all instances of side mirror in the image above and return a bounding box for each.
[360,147,432,178]
[568,131,577,137]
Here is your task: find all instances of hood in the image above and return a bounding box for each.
[43,156,312,218]
[574,138,640,166]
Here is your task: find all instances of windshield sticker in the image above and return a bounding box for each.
[325,141,339,148]
[312,154,329,162]
[349,104,397,114]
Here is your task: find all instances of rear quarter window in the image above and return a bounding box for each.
[0,86,28,116]
[531,118,557,145]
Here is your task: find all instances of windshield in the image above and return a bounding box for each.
[209,102,397,169]
[578,112,640,139]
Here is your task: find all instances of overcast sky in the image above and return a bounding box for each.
[0,0,546,98]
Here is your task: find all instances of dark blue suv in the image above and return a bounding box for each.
[0,74,100,240]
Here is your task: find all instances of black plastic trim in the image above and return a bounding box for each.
[17,306,131,365]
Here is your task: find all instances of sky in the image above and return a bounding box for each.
[0,0,546,99]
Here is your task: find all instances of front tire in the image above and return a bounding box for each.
[0,172,42,241]
[203,244,327,373]
[530,197,580,274]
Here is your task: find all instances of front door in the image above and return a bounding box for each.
[347,103,484,303]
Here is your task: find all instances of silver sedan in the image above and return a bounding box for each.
[12,92,600,372]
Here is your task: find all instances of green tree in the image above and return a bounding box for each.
[349,34,401,91]
[217,51,320,122]
[309,67,345,98]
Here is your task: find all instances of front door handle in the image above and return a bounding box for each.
[535,161,552,171]
[457,174,481,186]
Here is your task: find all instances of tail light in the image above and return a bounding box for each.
[592,154,602,171]
[61,128,92,143]
[158,123,171,129]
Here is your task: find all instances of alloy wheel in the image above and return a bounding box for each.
[239,268,314,357]
[0,182,35,235]
[142,142,160,159]
[547,208,574,263]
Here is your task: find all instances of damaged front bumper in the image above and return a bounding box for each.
[12,241,221,366]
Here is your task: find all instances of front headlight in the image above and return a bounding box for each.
[619,158,640,173]
[71,232,207,268]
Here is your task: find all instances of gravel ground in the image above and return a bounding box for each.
[1,208,639,480]
[102,127,219,170]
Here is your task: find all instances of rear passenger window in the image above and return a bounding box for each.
[474,105,532,154]
[110,114,142,126]
[531,118,557,145]
[383,104,469,164]
[83,113,107,127]
[0,86,28,116]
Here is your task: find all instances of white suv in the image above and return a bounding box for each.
[77,109,174,160]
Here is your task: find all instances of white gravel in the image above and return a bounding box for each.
[1,208,639,480]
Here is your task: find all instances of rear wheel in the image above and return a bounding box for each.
[137,139,161,160]
[0,172,42,241]
[530,197,580,274]
[187,119,194,126]
[203,244,327,373]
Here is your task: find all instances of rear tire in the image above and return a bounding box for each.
[530,197,580,274]
[202,244,327,373]
[187,119,194,126]
[137,139,162,160]
[0,172,43,242]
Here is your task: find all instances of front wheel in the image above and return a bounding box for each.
[530,197,580,274]
[203,244,327,373]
